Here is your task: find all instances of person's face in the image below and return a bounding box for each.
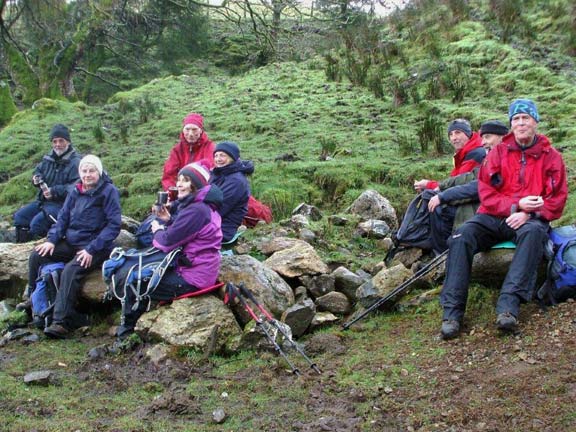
[214,151,234,168]
[511,113,538,145]
[79,164,100,190]
[182,124,202,144]
[176,175,194,199]
[52,137,70,156]
[481,133,504,152]
[449,130,469,150]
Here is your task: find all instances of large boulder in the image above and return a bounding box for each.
[136,296,242,354]
[264,239,329,278]
[347,189,398,229]
[219,254,294,323]
[332,266,367,301]
[356,264,413,308]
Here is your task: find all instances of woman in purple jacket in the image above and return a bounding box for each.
[115,162,223,340]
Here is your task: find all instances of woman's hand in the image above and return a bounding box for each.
[35,242,55,257]
[75,249,93,268]
[155,205,171,222]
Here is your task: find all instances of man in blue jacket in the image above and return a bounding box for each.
[13,124,82,242]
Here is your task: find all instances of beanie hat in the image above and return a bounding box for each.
[179,162,210,190]
[508,99,539,122]
[79,155,103,176]
[182,113,204,129]
[480,120,509,136]
[447,119,472,138]
[49,124,71,142]
[214,141,240,161]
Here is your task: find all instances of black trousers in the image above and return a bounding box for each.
[429,204,457,255]
[119,270,197,335]
[440,213,548,321]
[28,241,109,328]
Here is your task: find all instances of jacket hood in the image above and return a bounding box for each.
[212,159,254,177]
[179,184,223,211]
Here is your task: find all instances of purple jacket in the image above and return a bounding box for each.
[153,185,223,288]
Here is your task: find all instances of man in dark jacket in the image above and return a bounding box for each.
[13,124,81,242]
[427,120,509,254]
[440,100,568,340]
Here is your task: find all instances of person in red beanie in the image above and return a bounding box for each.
[161,113,215,190]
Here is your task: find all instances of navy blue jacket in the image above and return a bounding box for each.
[210,160,253,242]
[33,147,82,204]
[47,173,122,255]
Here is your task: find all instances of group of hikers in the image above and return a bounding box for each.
[13,113,258,340]
[10,97,569,343]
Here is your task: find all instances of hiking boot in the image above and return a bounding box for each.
[44,323,70,339]
[15,299,32,312]
[441,319,461,340]
[496,312,518,332]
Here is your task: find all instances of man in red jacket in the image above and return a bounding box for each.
[414,118,485,192]
[161,113,215,190]
[440,99,568,340]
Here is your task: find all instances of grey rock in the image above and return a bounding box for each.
[145,344,171,367]
[23,370,54,386]
[315,291,352,315]
[328,215,349,226]
[281,299,316,337]
[332,266,365,301]
[21,334,40,345]
[264,240,329,278]
[356,219,391,239]
[298,228,316,243]
[294,286,308,303]
[6,328,32,340]
[88,345,109,360]
[356,264,413,309]
[292,203,323,221]
[290,214,310,227]
[212,408,227,424]
[304,274,335,299]
[309,312,339,330]
[347,189,398,229]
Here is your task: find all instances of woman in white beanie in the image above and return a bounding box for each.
[29,155,122,338]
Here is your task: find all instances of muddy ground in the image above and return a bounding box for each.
[1,299,575,431]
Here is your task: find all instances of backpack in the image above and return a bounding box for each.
[134,214,157,248]
[30,262,65,327]
[243,196,273,228]
[102,247,181,323]
[393,189,436,250]
[536,225,576,306]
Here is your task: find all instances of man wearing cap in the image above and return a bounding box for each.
[440,99,568,340]
[13,124,82,242]
[161,113,215,191]
[427,120,509,254]
[414,118,485,192]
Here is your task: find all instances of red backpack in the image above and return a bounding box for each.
[243,196,273,227]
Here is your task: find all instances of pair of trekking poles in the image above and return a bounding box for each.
[342,249,448,330]
[224,282,321,377]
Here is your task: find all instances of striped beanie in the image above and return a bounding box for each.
[179,162,210,190]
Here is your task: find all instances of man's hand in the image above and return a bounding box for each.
[505,212,530,230]
[154,205,171,222]
[35,242,55,256]
[414,179,429,192]
[75,249,93,268]
[151,220,165,234]
[518,195,544,212]
[428,195,441,212]
[42,187,52,199]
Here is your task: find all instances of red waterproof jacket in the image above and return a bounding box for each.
[477,133,567,221]
[161,133,215,190]
[426,132,484,189]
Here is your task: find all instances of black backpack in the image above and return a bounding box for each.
[393,189,435,250]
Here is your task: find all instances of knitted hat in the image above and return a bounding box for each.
[447,119,472,138]
[79,155,103,176]
[480,120,509,136]
[182,113,204,129]
[49,124,71,142]
[179,162,210,190]
[214,141,240,161]
[508,99,539,123]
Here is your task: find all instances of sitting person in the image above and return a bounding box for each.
[28,155,122,339]
[427,120,509,254]
[115,162,223,340]
[210,141,253,242]
[13,124,81,242]
[161,113,215,190]
[440,99,568,340]
[414,118,485,192]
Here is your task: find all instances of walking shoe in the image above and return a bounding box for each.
[15,299,32,312]
[496,312,518,332]
[441,319,461,340]
[44,323,70,339]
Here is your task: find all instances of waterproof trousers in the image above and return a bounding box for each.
[429,204,457,255]
[14,201,62,239]
[28,241,109,329]
[440,213,548,322]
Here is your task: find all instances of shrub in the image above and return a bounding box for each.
[418,111,446,155]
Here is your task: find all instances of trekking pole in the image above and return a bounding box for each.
[236,283,322,375]
[342,249,449,330]
[225,283,302,376]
